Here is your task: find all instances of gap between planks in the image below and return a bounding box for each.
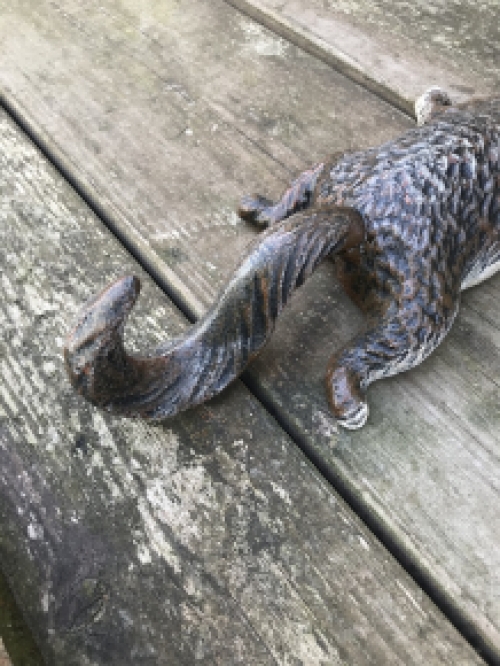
[223,0,416,118]
[1,82,497,666]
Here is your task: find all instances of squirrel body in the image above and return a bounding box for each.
[65,93,500,429]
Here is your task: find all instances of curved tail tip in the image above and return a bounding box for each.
[93,274,141,326]
[64,275,141,391]
[66,275,141,346]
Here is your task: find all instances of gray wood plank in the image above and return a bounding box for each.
[0,0,499,660]
[226,0,498,114]
[0,0,412,304]
[0,110,483,665]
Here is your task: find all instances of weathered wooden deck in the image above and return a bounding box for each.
[0,1,499,664]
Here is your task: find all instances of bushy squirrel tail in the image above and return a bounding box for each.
[64,205,364,420]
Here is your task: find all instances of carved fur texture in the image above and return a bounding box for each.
[65,93,500,429]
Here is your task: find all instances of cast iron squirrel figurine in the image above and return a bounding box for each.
[64,89,500,429]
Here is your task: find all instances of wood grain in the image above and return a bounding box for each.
[0,0,412,303]
[0,110,484,664]
[226,0,498,113]
[0,0,499,660]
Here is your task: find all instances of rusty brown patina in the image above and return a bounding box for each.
[65,91,500,429]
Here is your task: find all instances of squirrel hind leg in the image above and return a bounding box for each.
[326,293,460,429]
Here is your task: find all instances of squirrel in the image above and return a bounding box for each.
[64,89,500,429]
